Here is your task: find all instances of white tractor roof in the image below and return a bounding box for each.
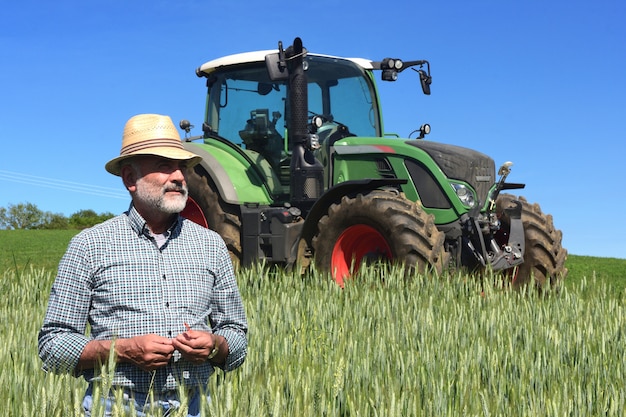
[197,50,374,75]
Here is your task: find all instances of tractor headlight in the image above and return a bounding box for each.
[451,183,477,208]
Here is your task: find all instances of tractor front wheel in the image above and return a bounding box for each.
[496,194,568,289]
[312,190,448,285]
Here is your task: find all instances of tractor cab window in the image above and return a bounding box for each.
[207,72,286,169]
[204,56,380,180]
[306,56,379,141]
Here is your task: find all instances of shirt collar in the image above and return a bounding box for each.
[125,204,183,238]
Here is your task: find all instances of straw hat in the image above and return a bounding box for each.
[105,114,203,176]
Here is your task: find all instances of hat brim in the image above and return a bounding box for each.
[105,148,203,176]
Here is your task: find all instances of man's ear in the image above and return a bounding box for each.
[120,163,138,192]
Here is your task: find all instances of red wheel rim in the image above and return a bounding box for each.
[331,224,392,286]
[181,197,209,228]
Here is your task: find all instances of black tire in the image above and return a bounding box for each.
[312,190,449,284]
[186,166,242,267]
[496,193,568,289]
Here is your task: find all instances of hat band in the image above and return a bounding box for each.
[120,138,184,156]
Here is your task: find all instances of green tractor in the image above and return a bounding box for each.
[180,37,567,288]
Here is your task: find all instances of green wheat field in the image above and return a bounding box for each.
[1,229,626,416]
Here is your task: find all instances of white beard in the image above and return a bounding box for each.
[135,176,188,214]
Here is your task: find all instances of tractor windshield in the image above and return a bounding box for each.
[204,55,380,165]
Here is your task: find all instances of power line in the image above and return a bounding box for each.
[0,170,128,200]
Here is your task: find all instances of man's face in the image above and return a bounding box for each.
[129,156,189,214]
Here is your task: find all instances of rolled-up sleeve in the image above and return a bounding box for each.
[210,242,248,371]
[38,235,92,374]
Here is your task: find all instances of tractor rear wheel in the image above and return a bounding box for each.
[183,166,243,268]
[495,194,568,289]
[312,190,448,285]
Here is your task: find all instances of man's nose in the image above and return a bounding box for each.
[169,165,186,182]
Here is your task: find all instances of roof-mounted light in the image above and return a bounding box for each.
[382,69,398,81]
[380,58,403,81]
[381,58,403,70]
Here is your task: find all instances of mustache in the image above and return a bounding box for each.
[163,183,188,195]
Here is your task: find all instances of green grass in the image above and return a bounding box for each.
[2,230,626,416]
[0,229,78,273]
[566,255,626,294]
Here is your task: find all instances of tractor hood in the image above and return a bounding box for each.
[406,140,495,205]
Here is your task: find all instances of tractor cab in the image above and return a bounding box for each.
[194,52,386,198]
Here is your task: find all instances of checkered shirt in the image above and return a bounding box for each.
[38,205,248,393]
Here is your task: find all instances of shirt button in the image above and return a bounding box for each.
[165,302,170,307]
[163,274,167,280]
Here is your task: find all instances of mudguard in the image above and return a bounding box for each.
[183,141,280,205]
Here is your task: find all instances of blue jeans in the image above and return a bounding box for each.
[82,384,209,416]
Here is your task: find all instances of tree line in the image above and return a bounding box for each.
[0,202,115,230]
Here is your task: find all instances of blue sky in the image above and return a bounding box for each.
[1,0,624,259]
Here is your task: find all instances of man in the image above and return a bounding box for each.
[38,114,248,416]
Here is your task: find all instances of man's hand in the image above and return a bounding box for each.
[79,334,175,372]
[115,334,175,371]
[172,327,223,364]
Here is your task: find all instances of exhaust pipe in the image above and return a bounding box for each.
[283,38,324,205]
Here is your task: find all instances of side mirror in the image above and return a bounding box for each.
[418,69,432,95]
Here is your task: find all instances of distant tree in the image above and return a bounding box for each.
[0,202,46,229]
[69,209,115,229]
[99,212,116,222]
[0,203,115,230]
[41,212,70,229]
[69,209,97,229]
[0,207,7,229]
